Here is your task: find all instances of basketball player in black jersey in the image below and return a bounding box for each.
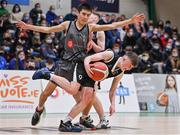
[17,3,145,132]
[32,50,138,128]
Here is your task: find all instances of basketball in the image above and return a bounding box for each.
[156,92,168,106]
[90,62,109,81]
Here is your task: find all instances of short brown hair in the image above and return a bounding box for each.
[125,52,139,67]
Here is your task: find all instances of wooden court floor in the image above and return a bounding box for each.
[0,113,180,135]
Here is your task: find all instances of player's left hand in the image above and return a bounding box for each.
[109,104,115,116]
[131,13,145,24]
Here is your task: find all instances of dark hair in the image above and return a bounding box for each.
[77,3,92,12]
[12,4,21,13]
[165,75,177,90]
[125,52,139,67]
[0,0,7,6]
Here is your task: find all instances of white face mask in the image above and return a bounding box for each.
[172,52,178,57]
[166,45,172,50]
[142,56,149,61]
[175,42,180,46]
[113,48,119,53]
[46,39,52,44]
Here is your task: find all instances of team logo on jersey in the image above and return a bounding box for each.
[67,39,74,48]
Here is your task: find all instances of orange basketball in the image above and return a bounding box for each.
[157,92,168,106]
[90,62,109,81]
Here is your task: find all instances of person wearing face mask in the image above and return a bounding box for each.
[46,5,58,25]
[135,52,156,73]
[135,32,152,54]
[165,48,180,74]
[0,0,9,17]
[0,46,7,69]
[10,4,23,24]
[123,28,136,49]
[149,42,164,73]
[29,3,43,25]
[175,40,180,49]
[22,13,30,23]
[112,38,121,55]
[40,36,57,60]
[8,50,26,70]
[164,20,172,36]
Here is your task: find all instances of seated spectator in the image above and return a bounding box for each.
[8,51,26,70]
[135,32,152,54]
[149,41,164,73]
[112,38,121,55]
[165,48,180,74]
[25,58,36,70]
[0,0,9,17]
[0,46,7,69]
[63,7,77,21]
[46,5,58,25]
[123,28,136,50]
[45,58,56,71]
[136,52,157,73]
[29,3,43,25]
[10,4,23,24]
[40,35,57,60]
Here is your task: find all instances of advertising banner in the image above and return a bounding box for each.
[0,70,42,113]
[8,0,30,5]
[96,74,139,112]
[134,74,180,113]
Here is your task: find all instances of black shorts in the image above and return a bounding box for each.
[54,60,75,81]
[76,62,95,88]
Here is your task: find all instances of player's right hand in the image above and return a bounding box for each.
[84,57,93,79]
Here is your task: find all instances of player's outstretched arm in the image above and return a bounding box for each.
[16,20,69,33]
[90,13,145,32]
[109,72,124,116]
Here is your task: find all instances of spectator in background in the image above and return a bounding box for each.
[29,3,43,25]
[63,7,78,21]
[136,52,157,73]
[46,5,58,25]
[22,12,31,23]
[157,20,164,34]
[9,50,26,70]
[45,58,56,71]
[164,20,172,37]
[135,32,152,55]
[25,58,36,70]
[10,4,23,24]
[0,46,7,69]
[29,32,41,56]
[165,48,180,74]
[123,28,136,49]
[112,38,121,55]
[149,41,164,73]
[40,35,57,60]
[0,0,9,17]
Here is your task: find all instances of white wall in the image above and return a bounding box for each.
[155,0,180,30]
[119,0,148,18]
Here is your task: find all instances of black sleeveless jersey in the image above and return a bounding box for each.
[62,21,89,62]
[105,50,123,78]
